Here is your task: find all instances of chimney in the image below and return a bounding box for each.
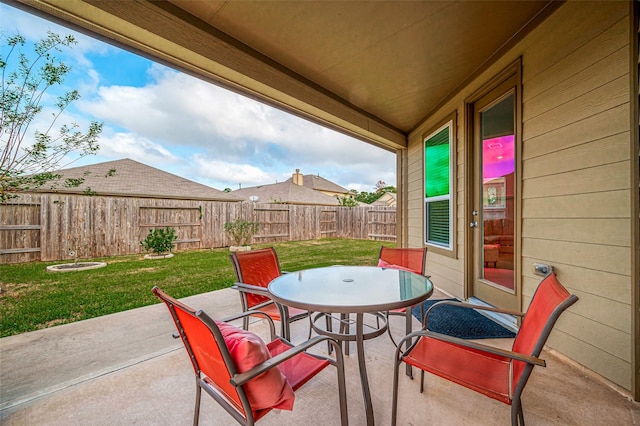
[292,169,304,186]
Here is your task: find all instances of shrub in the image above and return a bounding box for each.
[140,227,178,255]
[224,219,259,246]
[336,194,358,207]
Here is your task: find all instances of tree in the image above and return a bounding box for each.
[351,182,397,204]
[1,31,103,202]
[375,180,396,194]
[353,191,379,204]
[375,180,387,193]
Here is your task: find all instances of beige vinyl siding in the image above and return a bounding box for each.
[524,134,629,179]
[524,75,628,139]
[523,17,629,106]
[520,0,631,389]
[407,108,465,297]
[406,139,424,245]
[407,0,633,391]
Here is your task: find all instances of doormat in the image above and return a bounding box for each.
[411,299,516,339]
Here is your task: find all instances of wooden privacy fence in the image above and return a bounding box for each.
[0,194,396,264]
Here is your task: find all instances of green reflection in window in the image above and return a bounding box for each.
[425,127,450,198]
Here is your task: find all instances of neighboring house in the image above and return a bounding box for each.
[38,158,239,201]
[4,158,239,263]
[232,169,347,205]
[286,169,351,198]
[21,1,640,401]
[372,192,397,207]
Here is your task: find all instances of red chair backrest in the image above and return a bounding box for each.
[511,273,578,392]
[379,246,427,275]
[152,287,247,416]
[231,247,282,308]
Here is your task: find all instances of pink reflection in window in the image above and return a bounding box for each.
[483,135,514,182]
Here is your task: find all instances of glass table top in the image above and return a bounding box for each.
[268,266,433,313]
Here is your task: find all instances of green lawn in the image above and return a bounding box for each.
[0,238,388,337]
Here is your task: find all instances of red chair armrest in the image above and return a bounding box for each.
[398,330,546,367]
[232,282,272,297]
[219,309,277,341]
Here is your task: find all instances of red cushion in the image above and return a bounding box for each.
[215,321,295,411]
[378,258,413,272]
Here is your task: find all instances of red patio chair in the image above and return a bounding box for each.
[391,272,578,426]
[230,247,309,341]
[377,246,428,346]
[152,286,348,426]
[378,246,428,276]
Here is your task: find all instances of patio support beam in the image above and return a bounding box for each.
[395,148,408,248]
[630,0,640,402]
[12,0,406,152]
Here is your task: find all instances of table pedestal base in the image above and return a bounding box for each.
[310,312,386,426]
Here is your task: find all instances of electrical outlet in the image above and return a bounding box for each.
[533,263,553,276]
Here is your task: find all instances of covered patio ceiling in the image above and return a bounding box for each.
[11,0,558,151]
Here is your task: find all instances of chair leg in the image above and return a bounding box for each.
[404,309,413,379]
[518,405,524,425]
[518,406,524,426]
[193,380,202,426]
[242,314,249,331]
[391,352,402,426]
[281,321,290,341]
[511,399,524,426]
[386,314,399,347]
[240,296,250,331]
[385,311,414,378]
[420,370,425,393]
[328,339,349,426]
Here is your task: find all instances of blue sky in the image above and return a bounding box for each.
[0,3,395,193]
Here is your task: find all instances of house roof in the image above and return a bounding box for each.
[284,174,349,194]
[372,192,397,207]
[232,181,341,206]
[16,1,559,151]
[37,158,240,201]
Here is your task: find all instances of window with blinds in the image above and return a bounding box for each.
[425,122,453,249]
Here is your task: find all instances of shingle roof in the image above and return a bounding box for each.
[284,174,349,194]
[37,158,240,201]
[232,181,341,205]
[372,192,397,207]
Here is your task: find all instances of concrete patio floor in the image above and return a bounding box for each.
[1,287,638,425]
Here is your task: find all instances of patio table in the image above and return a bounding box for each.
[269,265,433,426]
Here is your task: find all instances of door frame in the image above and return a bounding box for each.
[464,58,523,310]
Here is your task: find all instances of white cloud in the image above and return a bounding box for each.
[79,66,396,189]
[2,3,396,192]
[191,155,276,189]
[97,133,180,166]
